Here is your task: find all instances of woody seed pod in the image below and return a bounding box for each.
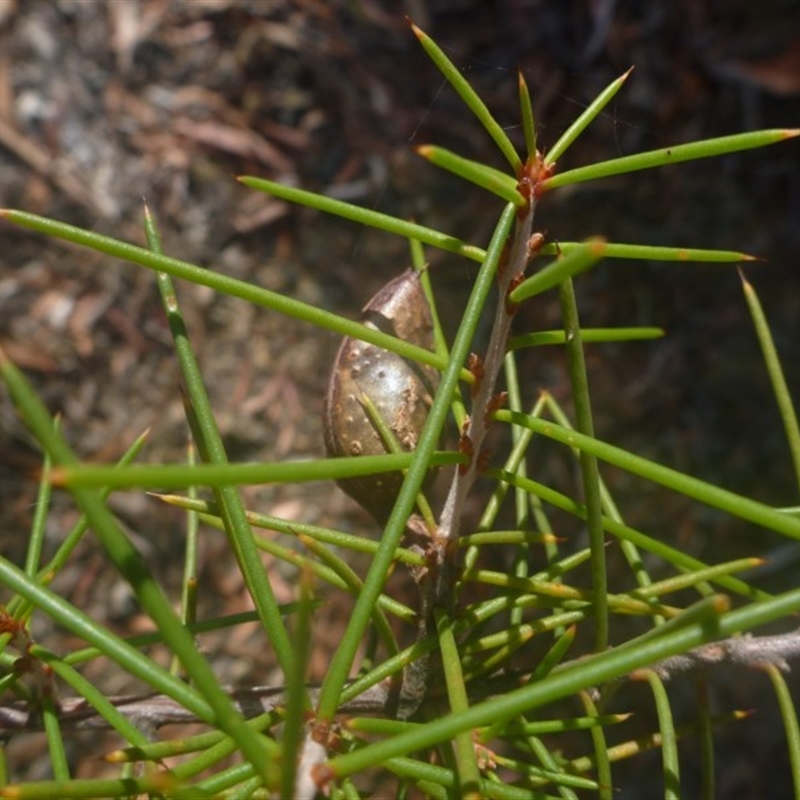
[323,269,440,523]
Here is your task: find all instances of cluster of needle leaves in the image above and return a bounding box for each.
[1,18,800,800]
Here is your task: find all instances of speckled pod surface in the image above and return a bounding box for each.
[323,269,440,523]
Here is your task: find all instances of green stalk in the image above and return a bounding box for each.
[41,695,69,782]
[24,445,52,579]
[530,625,578,683]
[53,451,462,489]
[435,608,482,797]
[509,327,663,349]
[741,271,800,494]
[34,649,154,746]
[280,568,314,800]
[633,558,760,598]
[155,494,426,567]
[509,240,606,302]
[462,569,673,617]
[145,204,296,682]
[641,671,680,800]
[579,691,612,800]
[566,710,746,775]
[518,69,536,158]
[237,178,486,262]
[0,776,204,799]
[176,440,199,669]
[416,145,523,205]
[499,711,628,736]
[546,68,633,164]
[494,411,800,540]
[193,761,256,796]
[767,664,800,798]
[107,723,253,764]
[168,717,280,786]
[544,130,800,190]
[502,352,532,634]
[558,277,607,651]
[542,241,754,262]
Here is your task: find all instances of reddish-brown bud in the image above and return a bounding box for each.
[467,352,485,396]
[458,433,474,475]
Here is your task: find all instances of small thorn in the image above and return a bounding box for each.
[406,17,424,38]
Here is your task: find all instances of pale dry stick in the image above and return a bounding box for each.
[0,681,413,735]
[643,629,800,680]
[4,629,800,734]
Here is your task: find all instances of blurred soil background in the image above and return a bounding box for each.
[0,0,799,795]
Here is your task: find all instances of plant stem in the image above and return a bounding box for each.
[558,277,608,651]
[438,204,535,546]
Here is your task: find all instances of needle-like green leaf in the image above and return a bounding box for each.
[496,410,800,540]
[509,239,606,302]
[541,241,755,262]
[409,19,522,172]
[51,452,463,489]
[238,176,487,262]
[518,69,537,158]
[0,209,463,378]
[416,144,524,205]
[543,129,800,190]
[546,68,633,165]
[741,271,800,494]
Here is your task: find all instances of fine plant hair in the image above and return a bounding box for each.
[1,18,800,799]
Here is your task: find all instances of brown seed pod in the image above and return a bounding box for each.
[323,269,440,523]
